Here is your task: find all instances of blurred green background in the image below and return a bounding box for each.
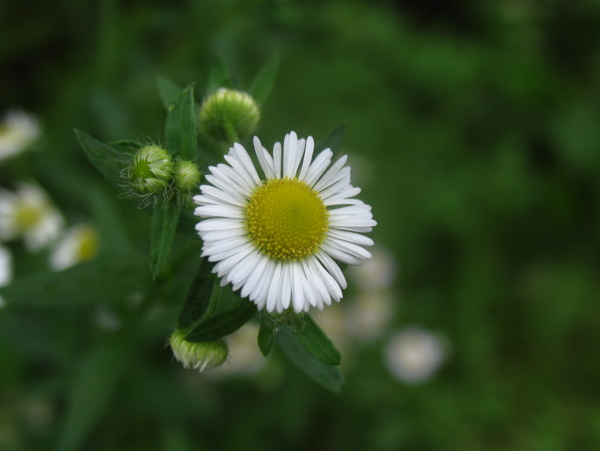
[2,0,600,449]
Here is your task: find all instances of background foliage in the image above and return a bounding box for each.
[2,0,600,449]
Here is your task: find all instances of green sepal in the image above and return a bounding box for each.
[0,253,150,307]
[177,258,218,330]
[274,327,345,393]
[207,55,233,93]
[281,314,341,366]
[257,320,274,356]
[75,129,126,186]
[165,84,197,161]
[317,123,346,155]
[249,53,280,105]
[157,75,183,110]
[184,299,256,343]
[150,199,181,279]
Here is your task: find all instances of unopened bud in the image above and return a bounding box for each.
[173,159,201,193]
[169,329,228,372]
[199,88,260,142]
[128,145,173,194]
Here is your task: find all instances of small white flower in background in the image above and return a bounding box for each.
[349,245,397,291]
[0,245,12,287]
[385,327,447,384]
[347,290,395,342]
[194,131,376,314]
[50,224,99,270]
[0,183,64,251]
[217,322,266,377]
[0,109,41,162]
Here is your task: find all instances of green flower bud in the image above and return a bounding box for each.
[173,159,201,193]
[128,145,173,195]
[169,329,228,372]
[199,88,260,142]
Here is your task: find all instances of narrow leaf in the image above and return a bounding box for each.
[150,200,181,279]
[274,328,345,393]
[75,129,123,185]
[316,123,346,155]
[177,258,218,329]
[185,301,256,343]
[56,338,127,451]
[284,315,341,366]
[249,53,280,104]
[157,76,182,110]
[207,55,232,93]
[0,254,149,307]
[165,84,197,161]
[258,321,274,356]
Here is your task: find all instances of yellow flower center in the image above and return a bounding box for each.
[76,226,98,262]
[245,178,329,261]
[14,203,43,230]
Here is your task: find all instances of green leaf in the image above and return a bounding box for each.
[185,300,256,343]
[249,53,280,104]
[0,254,149,307]
[165,84,197,161]
[207,55,232,93]
[316,123,346,155]
[283,315,341,366]
[177,258,218,329]
[257,320,274,356]
[157,76,182,110]
[56,337,127,451]
[150,200,181,279]
[274,327,345,393]
[75,129,124,185]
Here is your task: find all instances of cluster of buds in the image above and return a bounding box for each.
[125,144,201,206]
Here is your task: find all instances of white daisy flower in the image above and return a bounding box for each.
[194,131,376,313]
[0,109,41,162]
[0,183,64,251]
[50,224,99,271]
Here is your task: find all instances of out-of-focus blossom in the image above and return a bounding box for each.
[384,326,447,383]
[346,290,394,342]
[313,305,349,355]
[219,322,266,376]
[0,245,12,287]
[348,245,397,291]
[50,224,99,270]
[0,109,41,162]
[0,183,64,251]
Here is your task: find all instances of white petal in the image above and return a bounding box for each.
[321,242,364,265]
[327,229,375,247]
[213,243,255,277]
[273,142,282,179]
[292,264,307,313]
[315,252,347,289]
[313,156,348,192]
[283,132,297,178]
[324,237,372,261]
[240,255,269,298]
[266,262,284,312]
[280,264,292,311]
[201,228,246,242]
[253,137,276,179]
[232,143,261,185]
[195,218,244,232]
[298,136,315,181]
[194,204,243,219]
[304,149,333,187]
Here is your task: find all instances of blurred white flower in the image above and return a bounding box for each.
[221,322,266,376]
[312,305,348,355]
[348,245,397,291]
[384,326,446,383]
[0,183,64,251]
[347,290,394,342]
[0,109,41,162]
[0,245,12,287]
[50,224,99,270]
